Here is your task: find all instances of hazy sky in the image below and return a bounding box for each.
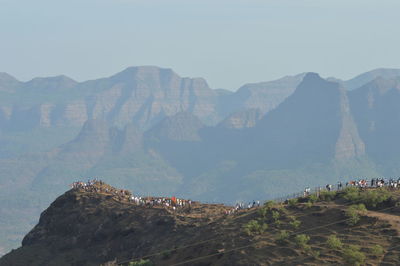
[1,0,399,90]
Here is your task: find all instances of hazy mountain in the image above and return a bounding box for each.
[1,67,400,255]
[344,68,400,90]
[218,109,262,129]
[349,77,400,168]
[0,73,21,93]
[219,73,306,117]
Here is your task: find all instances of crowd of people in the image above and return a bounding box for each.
[71,176,400,216]
[129,196,193,211]
[303,177,400,196]
[71,178,193,212]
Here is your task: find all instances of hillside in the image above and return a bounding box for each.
[2,181,400,265]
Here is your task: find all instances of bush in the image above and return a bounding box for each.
[345,204,367,226]
[304,201,313,209]
[343,187,361,202]
[342,245,365,266]
[258,207,268,218]
[289,219,301,230]
[264,200,276,210]
[361,189,391,208]
[272,210,280,221]
[309,249,320,259]
[342,187,391,208]
[128,259,153,266]
[308,194,318,203]
[326,235,343,250]
[276,230,290,244]
[243,220,268,236]
[370,244,384,257]
[319,190,337,201]
[295,234,310,249]
[288,198,298,208]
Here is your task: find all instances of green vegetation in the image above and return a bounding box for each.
[342,187,391,208]
[342,245,366,266]
[128,259,153,266]
[288,198,298,208]
[345,204,367,226]
[294,234,310,250]
[370,244,384,257]
[289,219,301,230]
[308,194,318,203]
[326,235,343,250]
[304,201,313,209]
[319,190,337,201]
[276,230,290,244]
[243,220,268,236]
[263,200,276,210]
[271,210,280,222]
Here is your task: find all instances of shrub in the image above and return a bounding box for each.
[243,220,268,236]
[128,259,153,266]
[319,190,337,201]
[272,210,280,221]
[309,249,320,259]
[345,204,367,226]
[342,187,391,208]
[295,234,310,249]
[264,200,276,210]
[289,219,301,230]
[342,245,365,266]
[370,244,384,257]
[361,189,391,208]
[304,201,313,209]
[308,194,318,203]
[276,230,290,244]
[288,198,298,208]
[326,235,343,250]
[343,187,361,202]
[258,207,268,218]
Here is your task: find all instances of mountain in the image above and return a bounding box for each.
[0,73,21,93]
[344,68,400,90]
[251,73,365,166]
[349,77,400,169]
[2,182,400,265]
[218,109,262,129]
[219,73,306,117]
[145,112,205,142]
[2,67,400,256]
[0,66,223,131]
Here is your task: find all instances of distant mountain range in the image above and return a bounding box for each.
[1,66,400,255]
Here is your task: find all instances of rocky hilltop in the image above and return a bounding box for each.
[2,182,400,265]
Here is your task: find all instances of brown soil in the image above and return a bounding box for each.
[1,186,400,266]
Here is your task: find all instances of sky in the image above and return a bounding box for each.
[0,0,400,90]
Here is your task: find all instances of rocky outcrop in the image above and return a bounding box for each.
[146,112,205,142]
[218,108,262,129]
[349,77,400,162]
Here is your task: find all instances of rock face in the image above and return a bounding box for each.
[250,73,365,166]
[145,112,205,142]
[344,68,400,90]
[0,66,225,131]
[220,73,306,116]
[349,77,400,162]
[218,109,262,129]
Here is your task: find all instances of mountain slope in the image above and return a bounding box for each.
[2,183,400,265]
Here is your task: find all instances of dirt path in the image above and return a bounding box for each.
[365,210,400,232]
